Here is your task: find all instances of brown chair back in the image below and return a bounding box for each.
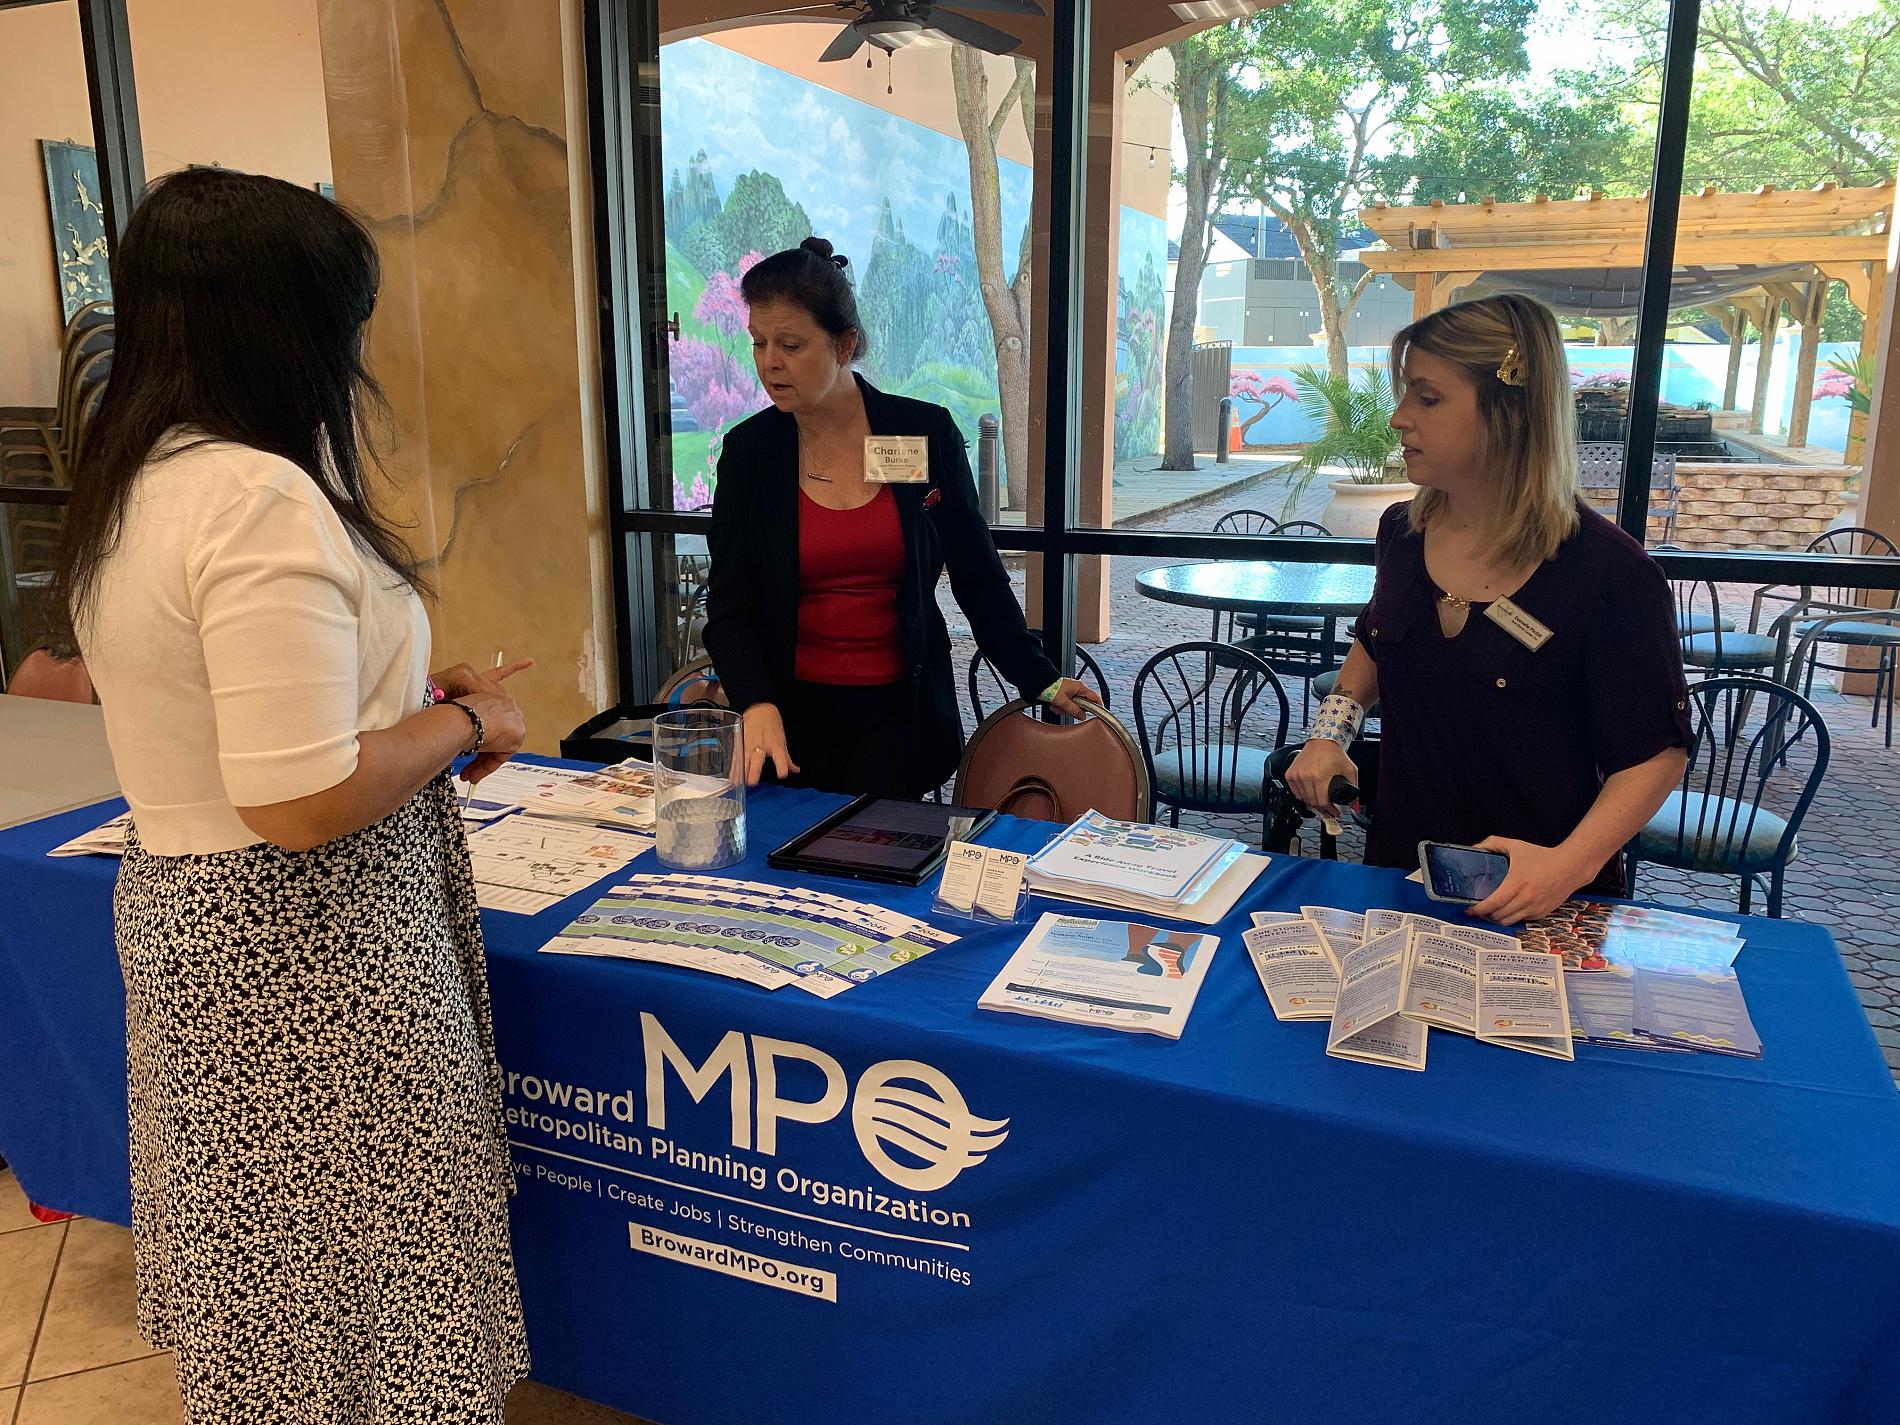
[8,650,95,704]
[654,655,728,707]
[953,700,1149,824]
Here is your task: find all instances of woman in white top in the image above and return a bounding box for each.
[56,168,532,1422]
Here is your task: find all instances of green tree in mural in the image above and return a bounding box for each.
[716,170,813,273]
[926,192,994,378]
[951,50,1036,512]
[1227,0,1540,381]
[1159,26,1265,470]
[861,200,935,383]
[666,149,723,245]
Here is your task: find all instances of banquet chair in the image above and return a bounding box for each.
[965,631,1110,728]
[1624,676,1828,918]
[1674,579,1777,678]
[1212,508,1277,536]
[1778,528,1900,747]
[1133,641,1290,846]
[952,700,1148,823]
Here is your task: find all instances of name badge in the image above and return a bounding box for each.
[1485,595,1553,651]
[864,435,929,484]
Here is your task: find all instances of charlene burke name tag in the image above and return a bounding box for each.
[864,435,929,484]
[1485,595,1553,651]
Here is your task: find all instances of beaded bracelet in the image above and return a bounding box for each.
[1305,692,1364,749]
[442,699,485,757]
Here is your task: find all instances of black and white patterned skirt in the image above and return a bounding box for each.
[114,776,530,1424]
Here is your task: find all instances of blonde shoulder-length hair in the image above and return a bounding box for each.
[1393,293,1580,568]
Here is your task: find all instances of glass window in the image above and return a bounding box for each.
[653,13,1047,525]
[1082,0,1668,540]
[0,2,95,678]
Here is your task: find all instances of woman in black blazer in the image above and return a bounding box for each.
[703,238,1095,798]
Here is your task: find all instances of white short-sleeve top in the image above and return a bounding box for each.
[79,434,431,855]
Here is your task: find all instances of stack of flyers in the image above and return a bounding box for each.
[539,873,958,997]
[1632,966,1762,1057]
[46,809,133,858]
[1565,964,1689,1053]
[471,759,657,830]
[1023,812,1264,924]
[1522,899,1744,973]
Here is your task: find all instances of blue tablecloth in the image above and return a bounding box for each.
[3,780,1899,1425]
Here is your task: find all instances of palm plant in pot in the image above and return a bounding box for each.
[1276,366,1415,537]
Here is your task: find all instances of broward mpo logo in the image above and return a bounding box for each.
[641,1014,1010,1192]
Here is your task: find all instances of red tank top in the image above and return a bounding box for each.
[796,487,906,685]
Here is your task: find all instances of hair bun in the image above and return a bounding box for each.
[801,235,848,270]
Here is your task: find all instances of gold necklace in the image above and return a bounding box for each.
[796,425,832,483]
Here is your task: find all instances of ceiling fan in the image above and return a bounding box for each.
[763,0,1046,63]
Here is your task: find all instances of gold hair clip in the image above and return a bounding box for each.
[1496,346,1525,386]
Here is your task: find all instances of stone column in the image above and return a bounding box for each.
[316,0,613,751]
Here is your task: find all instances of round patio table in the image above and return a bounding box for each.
[1135,560,1378,693]
[1136,560,1376,621]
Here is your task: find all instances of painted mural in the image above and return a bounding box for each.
[659,37,1174,506]
[1224,339,1856,454]
[1115,206,1166,462]
[658,37,1033,510]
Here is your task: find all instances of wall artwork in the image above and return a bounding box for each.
[40,140,111,322]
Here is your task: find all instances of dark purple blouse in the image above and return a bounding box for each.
[1356,501,1693,894]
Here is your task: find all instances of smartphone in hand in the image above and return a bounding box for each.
[1418,841,1511,904]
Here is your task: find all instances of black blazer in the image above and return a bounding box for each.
[703,375,1058,790]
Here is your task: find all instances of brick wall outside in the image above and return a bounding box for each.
[1663,463,1856,551]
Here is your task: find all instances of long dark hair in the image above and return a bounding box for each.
[57,167,425,632]
[740,236,869,361]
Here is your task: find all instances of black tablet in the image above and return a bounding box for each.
[766,796,998,886]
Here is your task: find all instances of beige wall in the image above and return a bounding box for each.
[130,0,333,183]
[0,0,333,410]
[0,3,92,411]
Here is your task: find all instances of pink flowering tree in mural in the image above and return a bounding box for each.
[1229,370,1300,447]
[670,251,767,509]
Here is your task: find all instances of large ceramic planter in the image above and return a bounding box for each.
[1322,479,1419,538]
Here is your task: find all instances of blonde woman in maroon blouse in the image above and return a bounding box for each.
[1288,294,1691,924]
[704,238,1096,798]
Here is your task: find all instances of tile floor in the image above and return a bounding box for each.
[0,1169,648,1425]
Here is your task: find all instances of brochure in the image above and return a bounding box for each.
[1474,948,1575,1060]
[46,810,133,858]
[1400,932,1480,1036]
[472,759,657,830]
[466,816,654,914]
[978,913,1218,1039]
[1242,921,1340,1020]
[1326,929,1428,1070]
[1300,906,1366,961]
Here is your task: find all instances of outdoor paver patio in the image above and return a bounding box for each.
[946,470,1900,1087]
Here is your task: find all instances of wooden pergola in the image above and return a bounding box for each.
[1357,184,1892,456]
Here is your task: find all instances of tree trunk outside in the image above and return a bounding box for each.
[1162,61,1216,472]
[952,48,1032,511]
[1310,250,1349,383]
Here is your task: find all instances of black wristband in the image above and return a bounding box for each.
[444,699,484,756]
